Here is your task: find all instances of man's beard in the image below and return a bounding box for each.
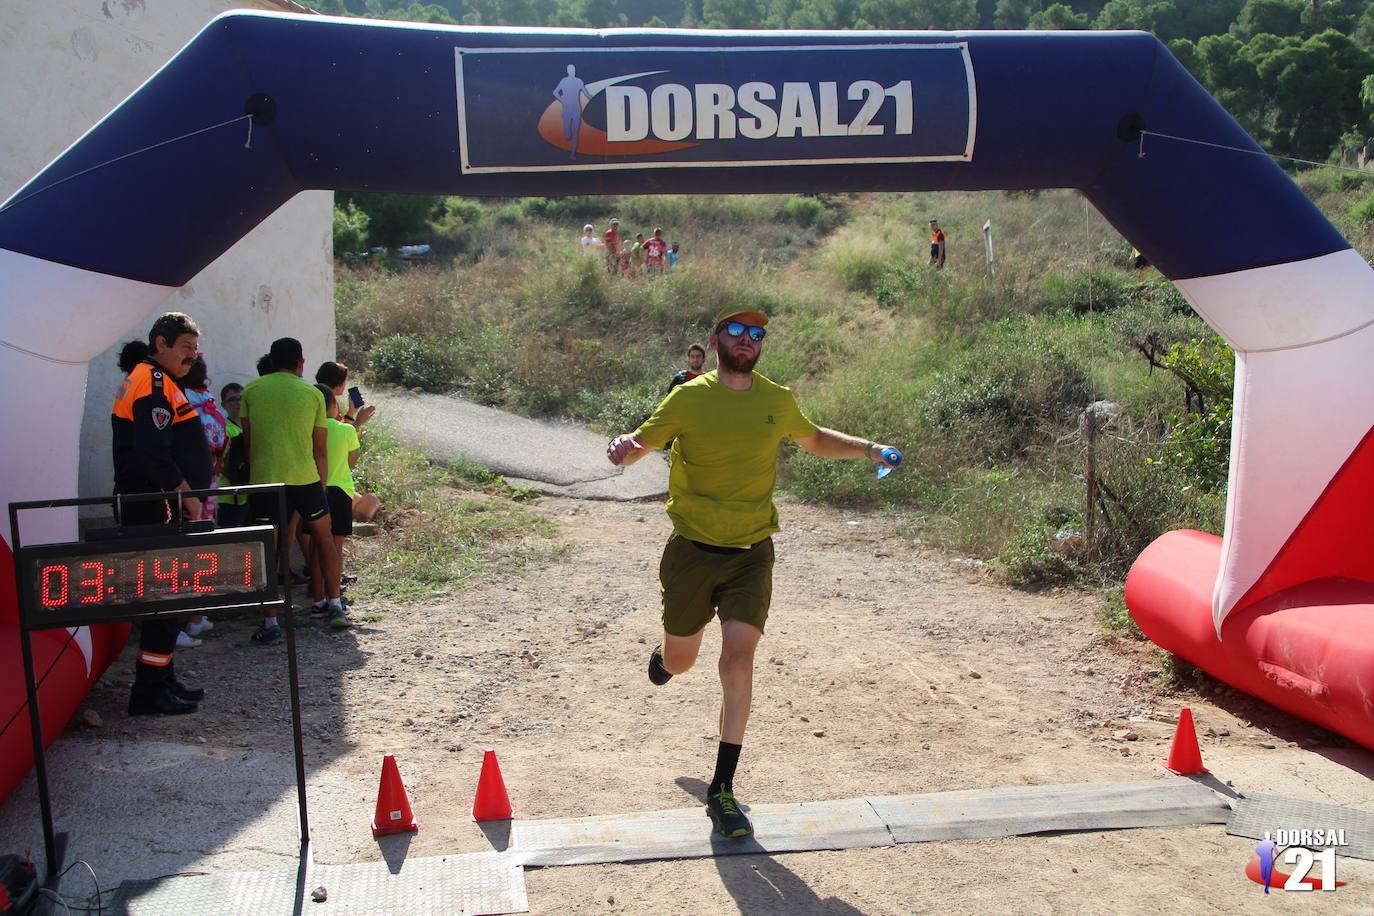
[716,342,759,374]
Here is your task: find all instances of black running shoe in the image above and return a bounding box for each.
[706,790,753,838]
[647,644,672,686]
[251,624,283,646]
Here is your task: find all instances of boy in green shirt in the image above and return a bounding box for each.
[608,307,901,839]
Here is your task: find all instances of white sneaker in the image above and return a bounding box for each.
[187,618,214,637]
[176,631,203,648]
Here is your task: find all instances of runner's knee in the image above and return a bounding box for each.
[662,639,700,674]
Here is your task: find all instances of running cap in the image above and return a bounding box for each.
[584,223,594,231]
[712,306,769,329]
[929,218,938,224]
[610,217,620,225]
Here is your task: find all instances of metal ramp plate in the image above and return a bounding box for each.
[106,779,1229,910]
[510,778,1229,867]
[510,797,891,867]
[110,850,527,916]
[868,778,1232,843]
[1227,793,1374,861]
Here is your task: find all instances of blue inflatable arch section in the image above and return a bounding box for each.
[5,13,1374,782]
[0,16,1348,283]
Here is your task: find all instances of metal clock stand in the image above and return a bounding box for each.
[7,484,311,885]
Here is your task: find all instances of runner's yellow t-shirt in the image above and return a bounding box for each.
[325,417,360,498]
[633,370,818,547]
[240,371,326,486]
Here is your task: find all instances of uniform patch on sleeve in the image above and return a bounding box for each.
[151,407,171,430]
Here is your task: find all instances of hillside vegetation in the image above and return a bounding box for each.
[334,175,1374,601]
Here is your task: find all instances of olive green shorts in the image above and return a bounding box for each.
[659,532,774,637]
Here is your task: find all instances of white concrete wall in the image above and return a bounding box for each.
[0,0,334,506]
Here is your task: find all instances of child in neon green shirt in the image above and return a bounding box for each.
[313,383,361,617]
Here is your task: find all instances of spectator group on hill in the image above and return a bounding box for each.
[586,219,680,278]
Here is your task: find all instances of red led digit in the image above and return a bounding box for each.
[136,559,146,597]
[192,551,218,593]
[40,564,70,608]
[152,556,179,593]
[243,550,253,588]
[77,561,104,605]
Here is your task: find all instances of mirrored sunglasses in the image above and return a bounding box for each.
[719,321,767,342]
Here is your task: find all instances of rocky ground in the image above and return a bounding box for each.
[42,495,1374,914]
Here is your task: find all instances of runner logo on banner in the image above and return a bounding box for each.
[455,44,977,173]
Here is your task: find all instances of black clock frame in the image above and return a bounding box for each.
[7,485,310,885]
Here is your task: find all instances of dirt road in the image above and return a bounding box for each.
[44,495,1374,913]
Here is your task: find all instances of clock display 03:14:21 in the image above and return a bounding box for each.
[36,546,263,610]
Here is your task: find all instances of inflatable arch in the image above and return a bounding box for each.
[3,13,1373,800]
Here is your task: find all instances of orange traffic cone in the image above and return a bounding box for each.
[472,748,514,821]
[371,753,419,837]
[1163,707,1208,775]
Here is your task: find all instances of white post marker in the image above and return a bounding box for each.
[983,219,994,276]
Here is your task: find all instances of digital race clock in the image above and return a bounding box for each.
[16,526,278,627]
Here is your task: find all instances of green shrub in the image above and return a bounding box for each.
[922,334,1093,459]
[520,196,611,223]
[830,249,891,293]
[573,382,665,434]
[369,334,457,391]
[334,268,474,366]
[872,266,924,308]
[996,522,1082,588]
[1040,268,1134,314]
[1328,169,1371,193]
[1350,191,1374,224]
[339,192,442,248]
[1095,588,1144,639]
[492,203,525,226]
[451,325,519,405]
[427,197,486,256]
[1156,335,1233,491]
[333,201,370,258]
[782,195,825,227]
[1087,426,1227,578]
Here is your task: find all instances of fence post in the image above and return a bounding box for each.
[1083,407,1098,558]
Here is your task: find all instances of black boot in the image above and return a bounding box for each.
[166,664,205,702]
[129,683,198,716]
[170,678,205,702]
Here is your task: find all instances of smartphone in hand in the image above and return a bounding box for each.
[348,386,364,409]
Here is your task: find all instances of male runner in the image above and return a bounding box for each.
[607,307,900,838]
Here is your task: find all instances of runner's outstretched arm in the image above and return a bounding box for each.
[795,427,900,466]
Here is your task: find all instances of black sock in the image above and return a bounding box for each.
[709,741,742,796]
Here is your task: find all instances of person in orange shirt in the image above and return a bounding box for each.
[929,218,946,270]
[111,311,209,716]
[603,217,621,275]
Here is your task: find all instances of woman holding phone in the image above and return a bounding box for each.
[315,361,380,524]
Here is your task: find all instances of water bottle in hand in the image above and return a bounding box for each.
[877,447,903,480]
